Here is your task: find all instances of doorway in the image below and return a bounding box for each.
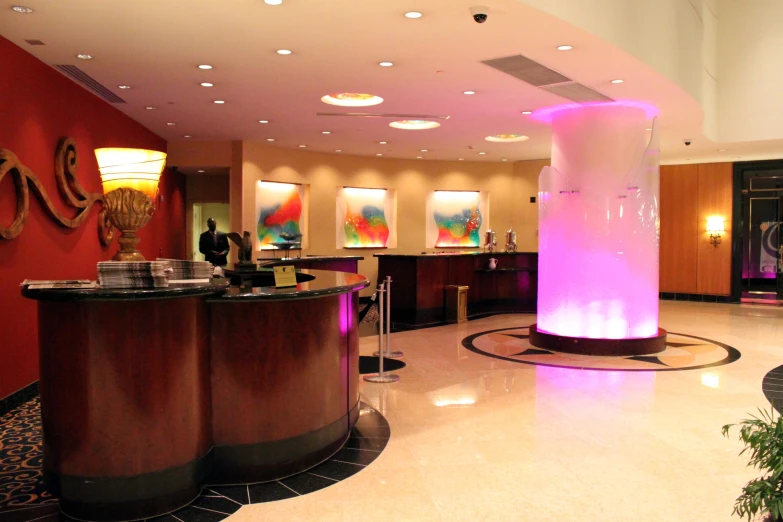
[192,203,230,261]
[737,162,783,301]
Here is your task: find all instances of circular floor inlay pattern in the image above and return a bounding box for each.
[0,399,390,521]
[462,326,740,372]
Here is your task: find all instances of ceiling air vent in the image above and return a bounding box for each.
[481,54,571,86]
[25,39,45,45]
[54,65,126,103]
[542,82,613,103]
[316,112,450,119]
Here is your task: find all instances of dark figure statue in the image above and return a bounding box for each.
[227,230,254,265]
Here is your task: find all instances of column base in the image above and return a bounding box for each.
[529,324,667,356]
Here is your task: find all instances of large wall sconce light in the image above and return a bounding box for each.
[94,148,167,261]
[707,216,725,247]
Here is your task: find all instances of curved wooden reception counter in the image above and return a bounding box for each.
[22,268,369,521]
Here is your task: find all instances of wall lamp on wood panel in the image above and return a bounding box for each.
[707,216,725,247]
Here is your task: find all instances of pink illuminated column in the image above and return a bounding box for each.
[536,103,660,340]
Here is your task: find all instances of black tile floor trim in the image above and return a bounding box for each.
[762,365,783,413]
[462,326,742,372]
[0,401,389,522]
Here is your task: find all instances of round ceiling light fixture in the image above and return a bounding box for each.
[379,61,394,67]
[166,122,176,126]
[265,0,283,4]
[321,93,384,107]
[404,11,422,18]
[197,170,205,173]
[610,79,624,84]
[299,145,307,148]
[11,5,34,13]
[184,135,193,139]
[478,152,487,155]
[198,64,213,70]
[322,131,331,134]
[335,149,342,152]
[276,49,292,55]
[258,120,269,124]
[76,54,93,60]
[521,111,532,115]
[463,90,476,95]
[389,120,440,130]
[557,45,573,51]
[266,138,275,142]
[416,156,423,159]
[379,141,387,144]
[118,85,131,90]
[200,82,213,87]
[145,106,156,110]
[213,100,225,104]
[376,153,383,156]
[485,134,529,143]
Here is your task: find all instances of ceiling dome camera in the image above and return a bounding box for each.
[470,5,490,23]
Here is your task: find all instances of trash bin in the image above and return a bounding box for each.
[445,285,468,324]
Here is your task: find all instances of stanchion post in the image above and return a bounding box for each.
[364,282,399,383]
[385,275,403,358]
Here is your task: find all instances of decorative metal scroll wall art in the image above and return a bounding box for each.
[0,137,113,245]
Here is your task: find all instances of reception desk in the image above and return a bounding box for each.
[376,252,538,327]
[22,268,368,521]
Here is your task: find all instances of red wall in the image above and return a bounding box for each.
[0,36,185,399]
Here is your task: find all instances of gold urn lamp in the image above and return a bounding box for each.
[94,148,167,261]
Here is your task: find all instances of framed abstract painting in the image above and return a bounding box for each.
[336,187,396,248]
[255,181,307,250]
[426,190,487,248]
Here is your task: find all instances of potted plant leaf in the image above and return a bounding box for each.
[723,408,783,521]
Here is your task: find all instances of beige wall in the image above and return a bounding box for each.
[239,143,546,293]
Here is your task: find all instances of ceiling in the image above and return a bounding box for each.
[2,0,781,164]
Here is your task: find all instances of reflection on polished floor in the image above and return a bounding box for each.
[227,301,783,521]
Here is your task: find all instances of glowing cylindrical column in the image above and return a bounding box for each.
[537,103,660,340]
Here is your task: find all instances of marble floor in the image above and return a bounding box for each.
[223,301,783,521]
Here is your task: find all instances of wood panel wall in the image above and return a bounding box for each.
[659,162,733,295]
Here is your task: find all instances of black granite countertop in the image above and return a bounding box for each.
[255,255,364,263]
[21,269,369,302]
[209,268,369,302]
[375,251,537,258]
[21,282,227,302]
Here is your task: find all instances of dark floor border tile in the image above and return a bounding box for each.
[0,382,39,418]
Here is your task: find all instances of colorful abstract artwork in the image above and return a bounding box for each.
[256,181,303,248]
[431,191,482,247]
[339,188,390,248]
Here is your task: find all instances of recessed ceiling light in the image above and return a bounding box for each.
[76,54,93,60]
[478,152,486,155]
[420,149,428,152]
[557,45,573,51]
[184,135,193,138]
[379,61,394,67]
[265,0,283,4]
[416,156,423,159]
[267,138,275,142]
[166,122,176,126]
[321,93,383,107]
[198,64,212,70]
[463,90,476,95]
[404,11,422,18]
[389,120,440,130]
[501,158,508,162]
[197,169,205,173]
[734,156,741,159]
[11,6,34,13]
[376,153,383,156]
[145,106,156,110]
[200,82,213,87]
[646,128,652,131]
[458,158,464,161]
[610,79,624,84]
[485,134,529,143]
[277,49,292,55]
[258,120,269,124]
[379,141,387,144]
[299,145,306,148]
[335,149,342,152]
[118,85,131,90]
[322,131,331,134]
[521,111,532,115]
[213,100,225,104]
[718,148,726,152]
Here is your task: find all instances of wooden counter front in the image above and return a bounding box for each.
[376,252,538,327]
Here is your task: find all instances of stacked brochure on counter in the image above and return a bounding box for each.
[156,258,213,284]
[21,279,98,290]
[97,261,172,289]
